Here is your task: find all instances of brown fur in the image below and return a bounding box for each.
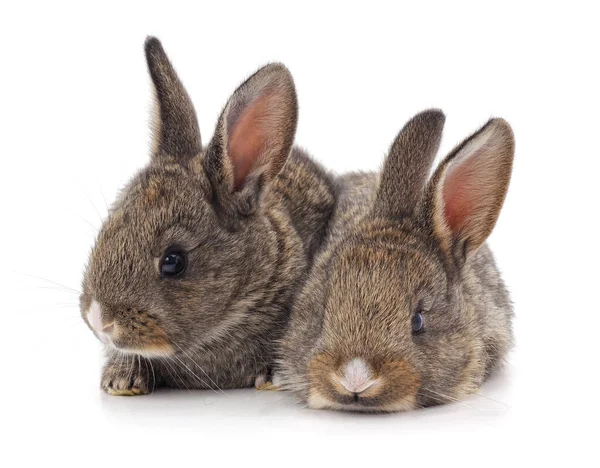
[276,110,515,412]
[80,38,336,394]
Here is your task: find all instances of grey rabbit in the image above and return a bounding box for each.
[275,109,515,412]
[80,37,337,395]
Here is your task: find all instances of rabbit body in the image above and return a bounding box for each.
[80,39,336,394]
[276,110,514,412]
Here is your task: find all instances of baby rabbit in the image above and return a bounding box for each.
[276,110,515,412]
[80,38,336,395]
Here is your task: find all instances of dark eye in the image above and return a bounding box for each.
[160,252,186,277]
[411,312,424,333]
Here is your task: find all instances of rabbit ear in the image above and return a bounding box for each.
[145,37,202,161]
[204,63,298,197]
[419,119,515,262]
[372,110,445,219]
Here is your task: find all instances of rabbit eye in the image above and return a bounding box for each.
[411,312,424,333]
[160,252,186,277]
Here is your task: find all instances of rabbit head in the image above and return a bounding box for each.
[284,110,515,412]
[80,38,298,357]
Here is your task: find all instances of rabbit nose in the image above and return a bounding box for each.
[87,300,113,344]
[340,358,376,394]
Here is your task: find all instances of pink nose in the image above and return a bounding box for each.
[87,300,112,344]
[340,358,376,394]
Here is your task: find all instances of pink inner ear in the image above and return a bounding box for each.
[442,149,484,234]
[227,92,274,190]
[436,120,513,254]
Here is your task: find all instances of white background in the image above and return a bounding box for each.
[1,1,598,466]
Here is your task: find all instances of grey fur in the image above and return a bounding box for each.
[276,110,515,412]
[80,38,336,394]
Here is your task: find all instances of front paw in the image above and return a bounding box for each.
[255,372,282,391]
[101,360,150,396]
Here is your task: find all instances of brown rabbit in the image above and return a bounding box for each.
[275,109,515,412]
[80,37,337,395]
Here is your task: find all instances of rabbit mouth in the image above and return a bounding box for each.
[306,380,418,413]
[105,335,174,357]
[84,299,173,356]
[306,354,421,412]
[99,324,174,357]
[307,390,417,413]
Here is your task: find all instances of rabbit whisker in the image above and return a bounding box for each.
[19,272,82,295]
[86,192,105,225]
[99,186,110,214]
[421,387,498,412]
[146,357,156,394]
[420,387,469,405]
[471,391,510,408]
[170,353,221,396]
[80,215,100,234]
[159,356,192,392]
[174,343,227,396]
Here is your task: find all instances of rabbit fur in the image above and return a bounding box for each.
[80,38,338,394]
[275,110,515,412]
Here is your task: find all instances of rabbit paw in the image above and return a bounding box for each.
[255,372,282,391]
[101,361,150,396]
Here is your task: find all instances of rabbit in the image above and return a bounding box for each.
[79,37,338,395]
[275,109,515,412]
